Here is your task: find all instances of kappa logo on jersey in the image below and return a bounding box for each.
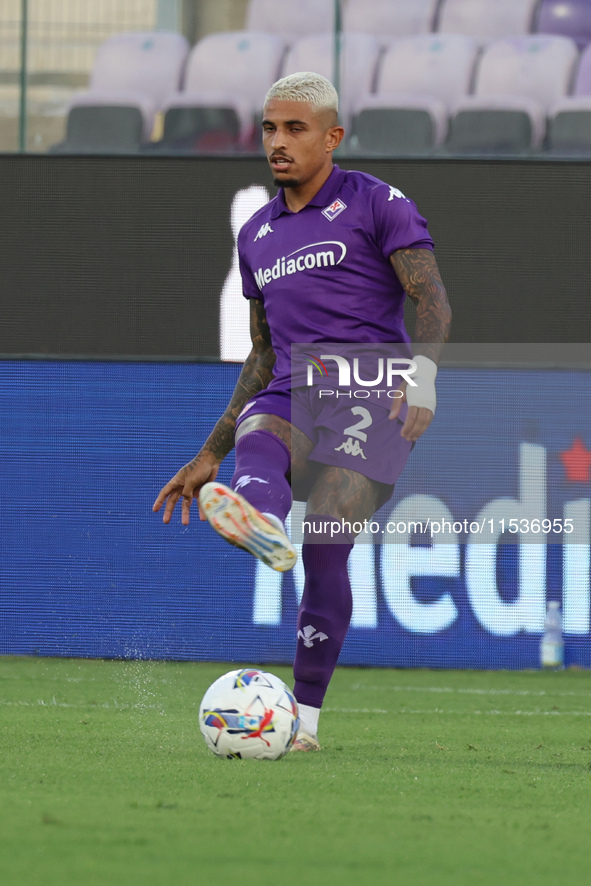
[322,198,347,221]
[388,186,411,203]
[254,222,274,241]
[253,241,347,290]
[334,437,367,459]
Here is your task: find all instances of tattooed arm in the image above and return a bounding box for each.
[153,298,276,525]
[201,298,275,461]
[389,248,452,441]
[391,248,451,361]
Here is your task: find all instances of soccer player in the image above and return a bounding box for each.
[153,72,451,751]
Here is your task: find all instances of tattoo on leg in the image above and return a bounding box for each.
[307,466,393,525]
[235,413,294,450]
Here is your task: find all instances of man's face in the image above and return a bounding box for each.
[262,98,342,190]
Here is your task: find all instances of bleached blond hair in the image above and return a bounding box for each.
[264,71,339,115]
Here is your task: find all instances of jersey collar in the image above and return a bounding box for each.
[270,165,347,219]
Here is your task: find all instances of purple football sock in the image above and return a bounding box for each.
[231,429,292,524]
[293,515,355,709]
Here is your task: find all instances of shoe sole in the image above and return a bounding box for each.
[199,482,297,572]
[290,732,321,752]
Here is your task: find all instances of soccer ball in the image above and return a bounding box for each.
[199,668,300,760]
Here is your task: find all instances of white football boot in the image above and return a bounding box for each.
[199,482,297,572]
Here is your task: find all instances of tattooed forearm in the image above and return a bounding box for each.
[203,350,275,459]
[201,299,276,461]
[390,248,452,364]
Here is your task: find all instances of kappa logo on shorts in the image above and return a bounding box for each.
[322,198,347,221]
[254,222,274,241]
[334,437,367,459]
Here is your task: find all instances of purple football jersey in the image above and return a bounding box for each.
[237,165,434,394]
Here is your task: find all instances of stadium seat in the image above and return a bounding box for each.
[343,0,439,44]
[536,0,591,49]
[447,35,578,154]
[349,35,478,155]
[436,0,539,43]
[548,43,591,153]
[158,32,285,153]
[52,31,189,153]
[62,93,156,154]
[281,32,382,130]
[245,0,335,46]
[88,31,189,107]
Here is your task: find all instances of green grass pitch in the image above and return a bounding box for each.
[2,656,591,886]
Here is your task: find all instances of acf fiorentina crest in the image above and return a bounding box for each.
[322,198,347,221]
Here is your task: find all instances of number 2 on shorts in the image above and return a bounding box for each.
[342,406,373,442]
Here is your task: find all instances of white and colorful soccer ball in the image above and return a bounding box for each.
[199,668,300,760]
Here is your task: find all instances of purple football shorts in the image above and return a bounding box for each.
[235,387,413,485]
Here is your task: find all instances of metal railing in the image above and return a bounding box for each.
[0,1,346,154]
[1,0,163,151]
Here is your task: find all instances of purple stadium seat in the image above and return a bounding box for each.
[245,0,335,46]
[549,43,591,152]
[448,35,578,153]
[350,35,478,153]
[281,32,382,129]
[343,0,439,44]
[160,32,285,153]
[436,0,539,43]
[536,0,591,49]
[57,31,189,152]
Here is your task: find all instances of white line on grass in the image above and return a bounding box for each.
[0,698,160,710]
[326,706,591,717]
[323,707,389,714]
[4,699,588,719]
[351,684,591,699]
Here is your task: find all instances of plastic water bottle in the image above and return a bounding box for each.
[540,601,564,669]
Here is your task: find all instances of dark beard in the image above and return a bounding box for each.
[272,176,299,189]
